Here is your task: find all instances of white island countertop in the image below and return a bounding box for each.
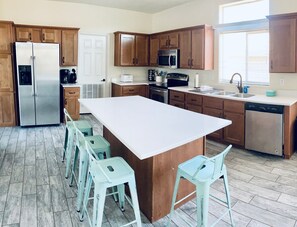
[79,96,231,160]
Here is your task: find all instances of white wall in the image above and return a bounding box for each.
[152,0,297,93]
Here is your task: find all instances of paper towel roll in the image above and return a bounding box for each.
[194,74,199,88]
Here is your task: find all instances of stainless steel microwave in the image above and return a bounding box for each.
[158,49,179,68]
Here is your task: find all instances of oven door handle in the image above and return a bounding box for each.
[151,88,168,93]
[168,54,172,67]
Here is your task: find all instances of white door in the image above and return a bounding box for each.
[78,34,107,113]
[78,34,107,83]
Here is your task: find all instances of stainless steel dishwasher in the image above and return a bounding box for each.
[245,102,284,156]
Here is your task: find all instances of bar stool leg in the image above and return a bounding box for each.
[62,128,68,162]
[117,184,125,211]
[70,146,79,186]
[167,171,181,227]
[94,186,106,227]
[76,153,89,212]
[196,185,209,227]
[223,173,234,226]
[80,173,92,221]
[128,177,142,227]
[65,129,74,179]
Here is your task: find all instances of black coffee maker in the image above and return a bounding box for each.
[68,69,77,83]
[60,69,70,83]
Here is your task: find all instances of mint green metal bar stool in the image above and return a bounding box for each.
[80,141,142,227]
[63,108,93,178]
[70,127,113,212]
[168,145,234,227]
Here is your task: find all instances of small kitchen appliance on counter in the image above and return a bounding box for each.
[120,74,133,82]
[60,69,70,83]
[68,68,77,83]
[148,69,156,81]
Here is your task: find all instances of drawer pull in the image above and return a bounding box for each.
[191,99,196,102]
[69,92,75,94]
[174,95,179,98]
[129,89,135,92]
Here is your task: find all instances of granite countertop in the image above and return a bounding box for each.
[79,96,231,160]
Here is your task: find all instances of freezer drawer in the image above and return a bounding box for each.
[245,109,283,156]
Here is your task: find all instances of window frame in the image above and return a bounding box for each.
[217,0,270,86]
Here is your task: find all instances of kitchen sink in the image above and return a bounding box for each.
[188,89,223,94]
[212,91,236,96]
[230,93,255,98]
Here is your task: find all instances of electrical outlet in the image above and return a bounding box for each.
[280,79,285,86]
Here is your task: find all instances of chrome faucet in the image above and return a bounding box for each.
[230,73,243,93]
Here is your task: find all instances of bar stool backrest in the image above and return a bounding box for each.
[85,141,112,183]
[64,108,75,126]
[192,145,232,181]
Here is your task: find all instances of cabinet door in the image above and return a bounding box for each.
[31,28,42,42]
[168,32,179,49]
[150,35,159,66]
[179,30,192,68]
[191,28,205,69]
[120,34,135,66]
[16,27,33,42]
[0,54,13,92]
[61,30,78,66]
[224,111,245,146]
[135,35,149,66]
[42,29,61,43]
[65,96,80,120]
[203,107,223,139]
[269,18,296,72]
[0,92,15,126]
[159,34,169,49]
[0,22,13,54]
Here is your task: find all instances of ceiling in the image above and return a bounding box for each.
[50,0,195,13]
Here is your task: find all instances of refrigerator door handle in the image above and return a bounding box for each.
[31,55,37,96]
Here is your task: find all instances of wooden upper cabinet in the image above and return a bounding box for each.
[179,26,214,70]
[179,30,192,68]
[0,21,14,54]
[268,16,297,73]
[16,26,43,42]
[114,32,149,66]
[42,29,61,43]
[159,32,179,49]
[0,54,13,92]
[16,26,61,43]
[150,35,159,66]
[61,29,78,66]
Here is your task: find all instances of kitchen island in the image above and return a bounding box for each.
[79,96,231,222]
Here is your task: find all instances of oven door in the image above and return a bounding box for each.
[149,86,168,104]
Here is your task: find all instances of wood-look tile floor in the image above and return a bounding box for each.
[0,114,297,227]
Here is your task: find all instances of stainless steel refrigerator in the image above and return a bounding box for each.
[15,42,60,126]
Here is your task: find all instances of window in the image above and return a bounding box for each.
[218,0,269,85]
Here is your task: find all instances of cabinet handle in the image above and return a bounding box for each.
[65,99,67,105]
[135,58,138,64]
[168,39,171,46]
[69,92,75,94]
[191,99,196,102]
[43,33,45,41]
[191,59,193,66]
[62,57,65,64]
[29,33,32,40]
[129,89,135,92]
[174,95,179,98]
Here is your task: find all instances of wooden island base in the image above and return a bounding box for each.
[103,127,205,222]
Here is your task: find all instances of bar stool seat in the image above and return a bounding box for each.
[70,128,112,212]
[80,141,142,227]
[168,145,234,227]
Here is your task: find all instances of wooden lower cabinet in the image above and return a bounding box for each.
[0,92,15,126]
[186,93,202,113]
[223,100,245,146]
[63,87,80,120]
[112,83,148,97]
[169,90,185,108]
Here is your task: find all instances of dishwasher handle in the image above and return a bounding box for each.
[245,102,284,114]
